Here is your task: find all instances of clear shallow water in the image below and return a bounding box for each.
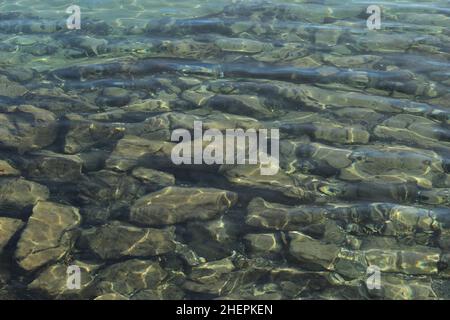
[0,0,450,300]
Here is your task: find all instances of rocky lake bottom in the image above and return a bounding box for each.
[0,0,450,300]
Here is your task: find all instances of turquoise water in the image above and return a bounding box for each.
[0,0,450,300]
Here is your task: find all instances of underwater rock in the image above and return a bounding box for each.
[246,197,327,234]
[288,231,340,270]
[0,160,20,176]
[15,201,81,271]
[76,171,151,226]
[106,135,175,171]
[0,105,57,153]
[131,283,185,300]
[77,170,149,224]
[184,215,240,260]
[95,259,167,297]
[374,114,450,151]
[79,169,147,205]
[79,221,176,260]
[0,178,49,214]
[28,261,98,298]
[23,151,83,183]
[62,113,125,154]
[329,202,439,238]
[183,257,237,295]
[318,180,422,204]
[0,75,27,98]
[244,233,283,258]
[371,274,437,300]
[0,218,24,252]
[131,167,175,190]
[281,122,370,145]
[365,247,440,275]
[204,94,276,119]
[215,37,272,53]
[220,164,314,201]
[130,187,237,226]
[97,87,130,107]
[299,142,447,188]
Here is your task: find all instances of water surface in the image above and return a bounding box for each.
[0,0,450,300]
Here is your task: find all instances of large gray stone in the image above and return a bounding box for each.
[80,221,176,260]
[130,187,238,226]
[15,201,81,271]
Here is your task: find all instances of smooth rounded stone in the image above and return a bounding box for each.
[130,187,237,226]
[0,178,49,213]
[219,164,314,201]
[28,261,98,299]
[23,151,83,183]
[0,105,57,153]
[79,221,176,260]
[0,160,20,176]
[288,231,340,270]
[364,247,441,275]
[95,259,167,297]
[15,201,81,271]
[244,233,283,258]
[131,167,175,190]
[0,218,24,252]
[246,197,327,233]
[105,135,175,172]
[0,75,27,98]
[62,113,125,154]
